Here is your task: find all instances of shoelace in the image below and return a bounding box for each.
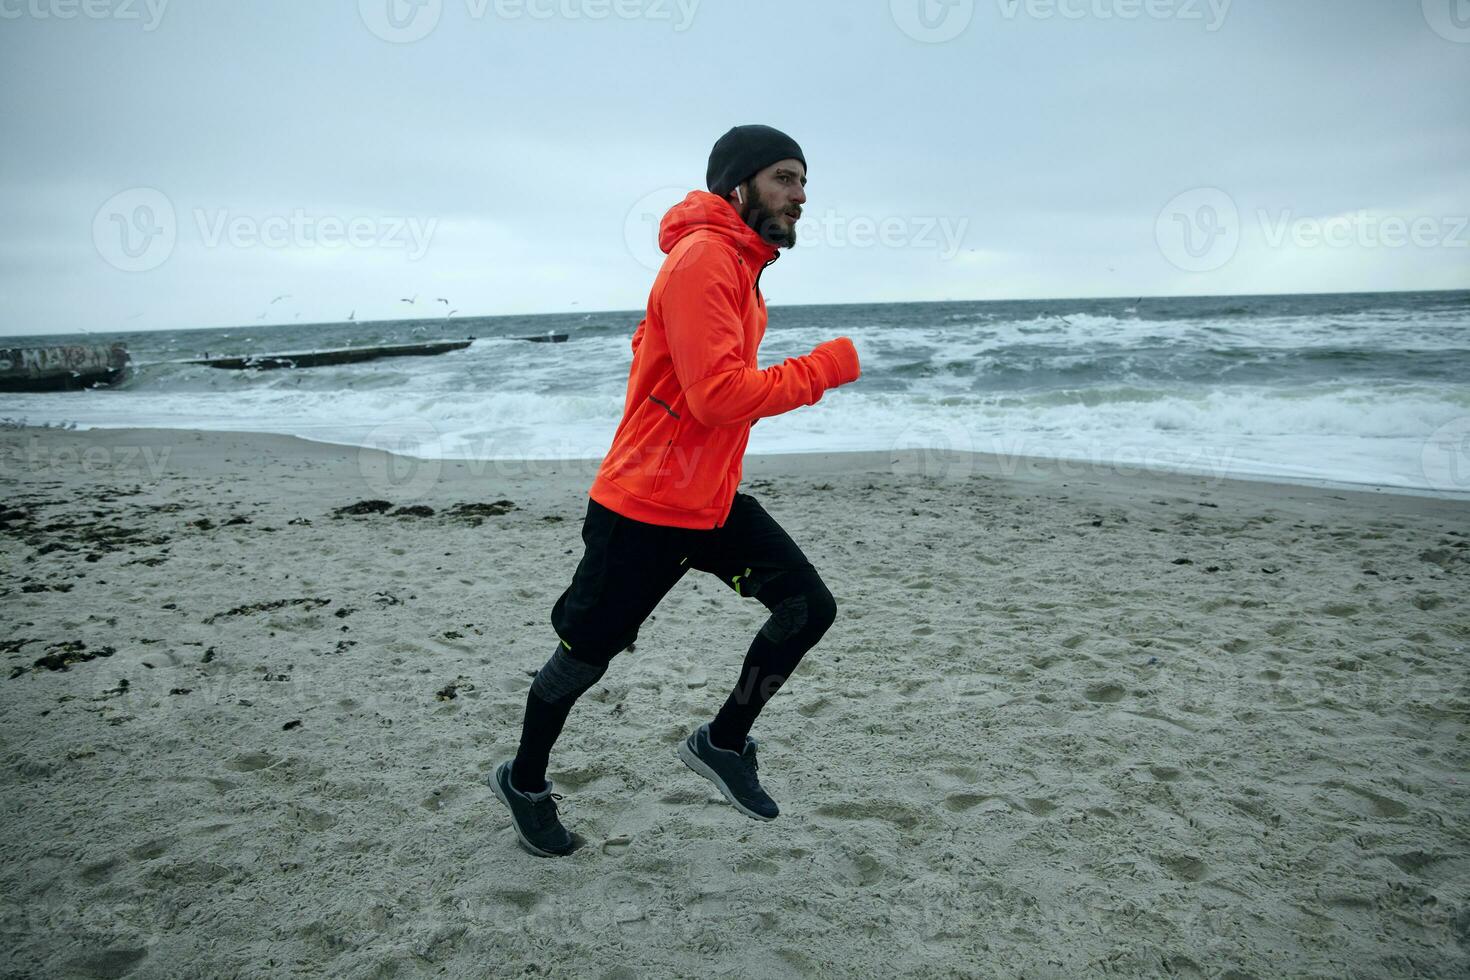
[528,792,565,831]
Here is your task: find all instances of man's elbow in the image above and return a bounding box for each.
[684,381,750,428]
[684,390,740,428]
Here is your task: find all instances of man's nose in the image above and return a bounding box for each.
[791,184,807,206]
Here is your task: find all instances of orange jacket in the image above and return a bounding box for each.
[588,190,861,529]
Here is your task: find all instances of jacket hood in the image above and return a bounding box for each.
[658,190,779,266]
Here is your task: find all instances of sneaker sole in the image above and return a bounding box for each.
[677,738,777,822]
[489,765,571,858]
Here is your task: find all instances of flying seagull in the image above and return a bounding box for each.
[270,294,291,304]
[436,297,450,306]
[400,295,417,304]
[445,309,458,318]
[347,310,355,321]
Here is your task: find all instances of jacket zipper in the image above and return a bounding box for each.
[753,256,778,307]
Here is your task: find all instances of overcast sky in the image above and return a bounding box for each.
[2,0,1467,336]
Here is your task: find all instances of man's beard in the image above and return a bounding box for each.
[741,185,798,248]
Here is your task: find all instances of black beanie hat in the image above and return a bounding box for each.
[706,125,806,199]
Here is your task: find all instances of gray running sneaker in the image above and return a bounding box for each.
[677,723,779,821]
[489,761,580,857]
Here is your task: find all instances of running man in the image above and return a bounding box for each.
[491,125,862,856]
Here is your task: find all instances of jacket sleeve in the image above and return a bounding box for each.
[661,241,861,428]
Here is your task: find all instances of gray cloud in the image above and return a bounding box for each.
[1,0,1466,335]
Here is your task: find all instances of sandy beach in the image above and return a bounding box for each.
[1,425,1466,979]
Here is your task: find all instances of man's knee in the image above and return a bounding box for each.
[529,646,609,705]
[758,573,837,644]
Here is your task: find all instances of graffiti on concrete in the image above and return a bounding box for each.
[0,343,129,391]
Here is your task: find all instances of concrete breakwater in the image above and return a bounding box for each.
[0,343,130,392]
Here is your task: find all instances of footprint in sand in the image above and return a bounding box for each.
[547,766,601,792]
[942,792,998,813]
[491,889,543,914]
[832,851,887,888]
[1157,853,1209,882]
[1386,851,1449,876]
[78,856,121,885]
[1328,781,1410,818]
[129,839,170,861]
[1083,682,1126,704]
[797,696,831,718]
[812,800,924,831]
[288,804,338,831]
[224,751,277,772]
[421,785,463,812]
[64,947,150,979]
[735,856,780,876]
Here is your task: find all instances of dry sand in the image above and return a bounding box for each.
[1,426,1467,979]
